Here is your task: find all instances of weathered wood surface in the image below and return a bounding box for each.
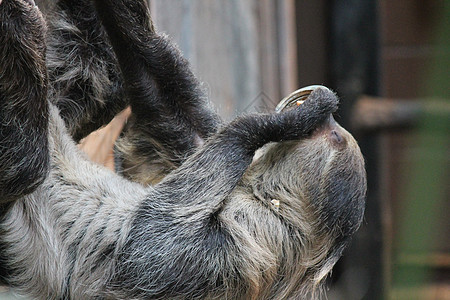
[151,0,298,119]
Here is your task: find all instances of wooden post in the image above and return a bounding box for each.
[151,0,298,118]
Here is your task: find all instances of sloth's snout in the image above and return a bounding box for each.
[327,115,343,142]
[330,129,343,144]
[328,115,347,147]
[315,114,346,147]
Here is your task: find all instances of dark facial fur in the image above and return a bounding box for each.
[0,0,366,299]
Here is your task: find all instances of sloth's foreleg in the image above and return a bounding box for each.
[0,0,49,202]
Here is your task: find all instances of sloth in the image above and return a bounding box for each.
[0,0,366,299]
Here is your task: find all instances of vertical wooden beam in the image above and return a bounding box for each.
[295,0,329,87]
[276,0,298,96]
[256,0,280,108]
[151,0,262,119]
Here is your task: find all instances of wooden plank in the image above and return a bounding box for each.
[256,0,280,109]
[151,0,262,119]
[151,0,299,117]
[276,0,298,96]
[295,0,328,87]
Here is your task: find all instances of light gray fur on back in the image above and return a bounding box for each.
[1,107,147,298]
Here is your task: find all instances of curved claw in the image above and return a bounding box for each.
[275,85,332,113]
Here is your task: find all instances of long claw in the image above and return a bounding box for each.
[275,85,332,113]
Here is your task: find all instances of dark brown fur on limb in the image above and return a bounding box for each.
[0,0,366,298]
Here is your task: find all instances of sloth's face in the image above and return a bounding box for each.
[246,114,366,239]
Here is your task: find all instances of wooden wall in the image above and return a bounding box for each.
[150,0,298,119]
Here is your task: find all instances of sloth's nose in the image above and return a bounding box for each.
[327,115,345,145]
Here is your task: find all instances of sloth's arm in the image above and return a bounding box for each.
[92,1,338,296]
[111,88,338,297]
[51,0,220,180]
[47,0,128,141]
[91,0,220,181]
[157,87,338,209]
[93,0,220,141]
[0,0,49,202]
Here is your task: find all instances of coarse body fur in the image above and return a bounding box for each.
[0,0,366,299]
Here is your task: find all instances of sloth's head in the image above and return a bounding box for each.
[248,112,366,236]
[234,87,366,293]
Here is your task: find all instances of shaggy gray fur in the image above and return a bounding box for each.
[0,0,366,299]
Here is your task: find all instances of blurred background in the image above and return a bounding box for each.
[8,0,447,299]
